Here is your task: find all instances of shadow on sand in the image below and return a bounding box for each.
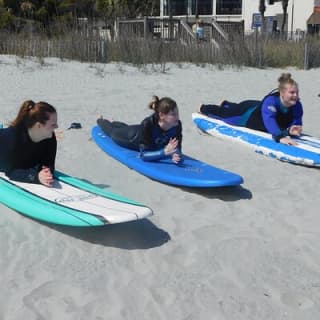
[180,184,252,201]
[40,218,170,250]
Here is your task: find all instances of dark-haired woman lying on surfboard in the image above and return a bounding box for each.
[97,95,183,164]
[199,73,303,145]
[0,100,58,186]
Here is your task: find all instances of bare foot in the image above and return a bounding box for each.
[219,100,227,107]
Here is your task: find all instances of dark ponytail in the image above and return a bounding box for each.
[148,95,177,115]
[11,100,56,128]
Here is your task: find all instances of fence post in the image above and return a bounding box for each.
[144,16,148,39]
[304,41,309,70]
[255,29,263,68]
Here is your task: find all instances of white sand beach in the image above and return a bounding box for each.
[1,55,320,320]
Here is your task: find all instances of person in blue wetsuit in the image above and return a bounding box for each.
[97,95,183,164]
[0,100,58,186]
[199,73,303,145]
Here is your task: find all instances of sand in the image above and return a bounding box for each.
[1,55,320,320]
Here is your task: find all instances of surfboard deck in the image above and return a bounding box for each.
[192,112,320,167]
[92,126,243,187]
[0,171,153,226]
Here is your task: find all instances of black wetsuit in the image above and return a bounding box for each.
[0,126,57,183]
[97,113,182,161]
[200,92,303,141]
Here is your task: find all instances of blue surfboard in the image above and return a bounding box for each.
[92,126,243,187]
[192,113,320,167]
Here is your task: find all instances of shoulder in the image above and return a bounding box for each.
[295,99,303,109]
[261,94,280,113]
[42,133,57,146]
[263,93,279,104]
[141,113,157,128]
[0,126,17,142]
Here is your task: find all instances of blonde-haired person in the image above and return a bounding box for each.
[97,96,183,163]
[199,73,303,145]
[0,100,58,186]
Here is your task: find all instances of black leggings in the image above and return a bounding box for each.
[200,100,265,131]
[97,118,142,151]
[200,100,260,118]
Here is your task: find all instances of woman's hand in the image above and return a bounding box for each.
[172,152,182,164]
[289,125,302,136]
[164,138,179,155]
[38,166,54,187]
[279,136,297,146]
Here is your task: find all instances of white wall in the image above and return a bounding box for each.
[159,0,315,33]
[243,0,314,33]
[288,0,314,32]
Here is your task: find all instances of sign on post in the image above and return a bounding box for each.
[252,13,263,29]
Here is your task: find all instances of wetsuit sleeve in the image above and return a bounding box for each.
[177,121,183,150]
[139,148,184,163]
[261,96,288,141]
[6,166,41,183]
[140,148,167,161]
[41,134,57,173]
[139,124,183,162]
[290,100,303,127]
[0,127,15,173]
[139,117,183,163]
[6,134,57,184]
[140,117,153,148]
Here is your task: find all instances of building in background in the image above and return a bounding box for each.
[307,0,320,34]
[159,0,316,35]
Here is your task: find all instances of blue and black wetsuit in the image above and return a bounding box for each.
[200,91,303,142]
[0,126,57,183]
[97,113,183,162]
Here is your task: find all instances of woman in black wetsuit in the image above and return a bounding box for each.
[97,95,183,164]
[0,100,58,186]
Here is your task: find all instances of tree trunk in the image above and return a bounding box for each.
[258,0,266,32]
[281,0,289,34]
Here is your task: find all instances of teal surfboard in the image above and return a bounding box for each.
[0,171,153,226]
[1,122,152,226]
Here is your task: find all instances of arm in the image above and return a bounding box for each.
[140,148,168,161]
[40,134,57,174]
[140,137,182,163]
[140,116,183,163]
[0,127,41,183]
[176,121,183,150]
[261,96,288,141]
[288,101,303,136]
[139,116,167,161]
[6,134,57,185]
[6,166,41,183]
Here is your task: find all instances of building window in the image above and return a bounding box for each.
[216,0,242,15]
[192,0,213,15]
[172,0,188,15]
[163,0,212,16]
[163,0,187,16]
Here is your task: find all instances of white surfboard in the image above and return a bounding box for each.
[192,113,320,167]
[0,171,153,226]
